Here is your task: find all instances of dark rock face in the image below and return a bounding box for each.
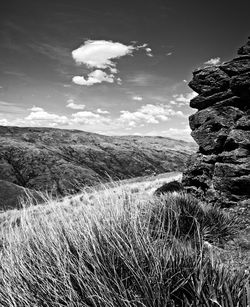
[183,38,250,206]
[0,126,197,209]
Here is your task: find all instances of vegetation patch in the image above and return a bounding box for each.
[0,183,249,306]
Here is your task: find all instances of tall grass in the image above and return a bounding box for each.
[0,185,248,306]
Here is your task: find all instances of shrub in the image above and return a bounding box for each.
[154,180,184,196]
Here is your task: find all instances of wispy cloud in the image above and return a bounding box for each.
[71,111,111,125]
[0,100,26,114]
[173,91,197,105]
[29,43,71,62]
[96,108,110,114]
[161,126,192,141]
[66,99,85,110]
[132,95,143,101]
[204,57,221,66]
[118,104,185,128]
[127,73,168,87]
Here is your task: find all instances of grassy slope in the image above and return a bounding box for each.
[0,173,249,306]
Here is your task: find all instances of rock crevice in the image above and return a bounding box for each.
[183,38,250,206]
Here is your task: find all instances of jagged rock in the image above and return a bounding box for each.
[238,37,250,55]
[220,57,250,76]
[218,148,249,164]
[214,162,250,178]
[224,129,250,150]
[190,90,234,110]
[213,175,250,201]
[189,106,244,153]
[183,38,250,205]
[182,153,215,191]
[189,67,230,95]
[230,72,250,99]
[235,115,250,130]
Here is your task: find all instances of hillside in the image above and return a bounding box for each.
[0,125,196,209]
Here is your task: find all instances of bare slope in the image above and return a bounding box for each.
[0,126,196,209]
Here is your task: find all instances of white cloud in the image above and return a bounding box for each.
[145,47,153,57]
[117,77,122,85]
[173,91,198,104]
[72,70,115,86]
[29,106,44,112]
[110,67,118,74]
[72,39,152,86]
[166,52,172,56]
[0,118,9,126]
[96,108,110,114]
[161,126,192,141]
[133,132,142,136]
[132,95,143,101]
[25,106,68,126]
[204,57,221,65]
[72,40,135,69]
[66,99,85,110]
[118,104,185,128]
[72,111,111,125]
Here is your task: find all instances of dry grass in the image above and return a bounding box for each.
[0,177,249,306]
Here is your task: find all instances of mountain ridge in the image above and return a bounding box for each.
[0,125,197,210]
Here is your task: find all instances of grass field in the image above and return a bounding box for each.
[0,173,249,306]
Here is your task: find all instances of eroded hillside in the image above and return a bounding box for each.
[0,126,196,209]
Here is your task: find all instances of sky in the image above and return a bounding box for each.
[0,0,249,141]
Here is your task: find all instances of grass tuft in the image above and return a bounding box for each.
[0,183,248,306]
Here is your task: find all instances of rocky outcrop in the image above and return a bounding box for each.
[183,38,250,207]
[0,126,197,209]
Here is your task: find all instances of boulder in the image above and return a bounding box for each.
[189,67,230,95]
[189,106,244,153]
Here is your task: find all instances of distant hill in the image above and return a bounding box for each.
[0,125,197,208]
